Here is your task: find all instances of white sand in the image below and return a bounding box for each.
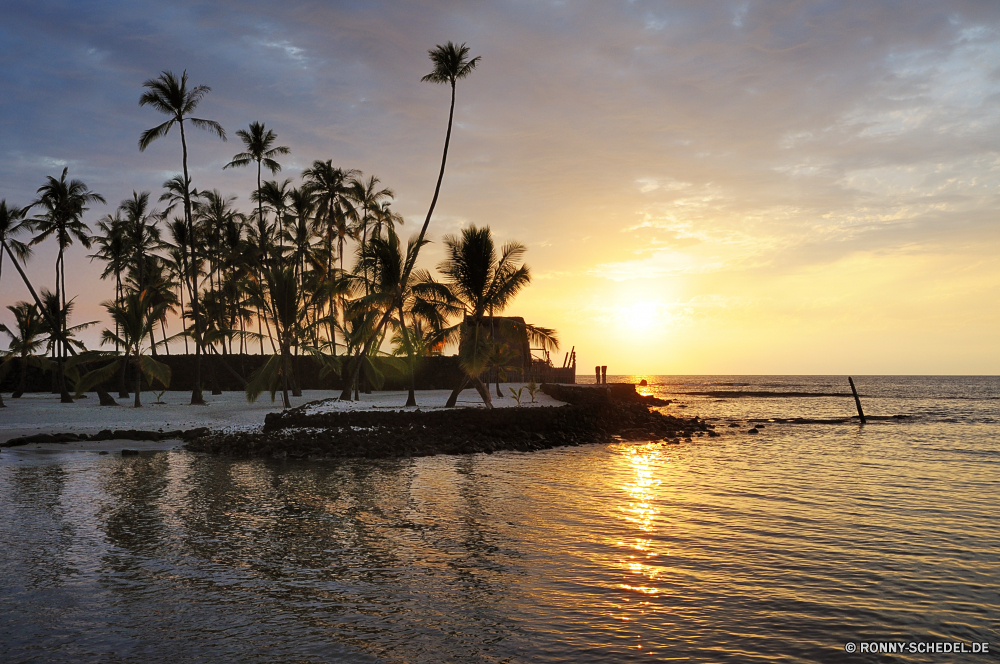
[0,384,561,452]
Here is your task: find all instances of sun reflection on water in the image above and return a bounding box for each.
[615,444,665,600]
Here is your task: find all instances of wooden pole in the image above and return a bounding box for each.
[848,376,866,424]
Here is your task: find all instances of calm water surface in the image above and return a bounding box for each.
[2,376,998,662]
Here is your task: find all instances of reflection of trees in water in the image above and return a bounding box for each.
[98,453,172,560]
[163,454,528,661]
[5,465,77,590]
[169,456,419,656]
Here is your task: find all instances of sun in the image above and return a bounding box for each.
[620,302,661,333]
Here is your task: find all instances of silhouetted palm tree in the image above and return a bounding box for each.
[139,69,226,405]
[163,217,194,354]
[30,168,105,402]
[370,200,404,242]
[77,289,171,408]
[2,201,116,405]
[245,265,338,408]
[351,175,394,291]
[0,302,49,398]
[224,121,289,250]
[437,225,557,407]
[357,225,459,406]
[340,42,480,399]
[0,201,32,304]
[303,161,359,351]
[88,211,132,396]
[119,191,162,293]
[410,41,480,263]
[38,288,96,396]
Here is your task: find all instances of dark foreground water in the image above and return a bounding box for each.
[1,376,998,663]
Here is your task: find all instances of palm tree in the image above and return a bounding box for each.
[0,302,48,398]
[163,217,193,354]
[38,289,96,396]
[88,211,132,397]
[302,162,359,352]
[139,69,226,405]
[351,175,394,291]
[224,121,289,250]
[1,201,117,405]
[358,227,459,406]
[340,42,480,399]
[30,168,105,402]
[119,191,162,293]
[245,265,338,408]
[253,178,293,258]
[77,289,171,408]
[409,41,480,263]
[0,201,32,303]
[437,225,558,408]
[370,200,404,242]
[282,187,317,293]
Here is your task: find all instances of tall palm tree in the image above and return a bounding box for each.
[437,225,557,408]
[409,41,480,267]
[340,42,480,399]
[224,121,289,247]
[88,211,132,396]
[351,175,394,291]
[302,161,359,352]
[139,69,226,405]
[30,168,105,402]
[248,178,292,355]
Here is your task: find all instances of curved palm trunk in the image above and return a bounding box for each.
[342,82,459,401]
[2,240,117,405]
[445,375,492,409]
[179,120,206,405]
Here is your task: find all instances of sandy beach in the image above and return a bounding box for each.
[0,385,563,452]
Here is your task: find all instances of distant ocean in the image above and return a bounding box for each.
[2,376,997,662]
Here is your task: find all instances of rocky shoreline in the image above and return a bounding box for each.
[1,428,210,447]
[184,385,716,459]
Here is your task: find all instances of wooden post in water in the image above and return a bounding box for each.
[595,366,601,384]
[601,366,607,384]
[848,376,866,424]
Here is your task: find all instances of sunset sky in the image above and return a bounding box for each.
[2,1,998,375]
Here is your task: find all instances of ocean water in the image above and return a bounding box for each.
[1,376,997,663]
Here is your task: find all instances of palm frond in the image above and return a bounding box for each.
[138,355,171,389]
